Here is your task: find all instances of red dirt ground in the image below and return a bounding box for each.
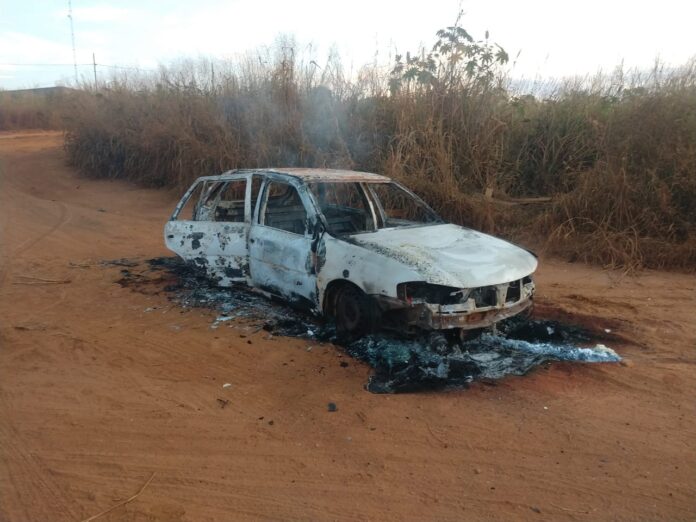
[1,131,694,521]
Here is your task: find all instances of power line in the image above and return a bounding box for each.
[0,62,156,71]
[0,63,92,67]
[96,64,156,71]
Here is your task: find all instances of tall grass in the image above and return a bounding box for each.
[58,42,696,270]
[0,88,68,130]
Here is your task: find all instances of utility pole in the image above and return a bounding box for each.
[67,0,78,83]
[211,62,215,93]
[92,52,97,89]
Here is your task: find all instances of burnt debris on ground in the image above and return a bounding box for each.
[113,256,621,394]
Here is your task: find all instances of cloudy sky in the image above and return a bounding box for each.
[1,0,694,89]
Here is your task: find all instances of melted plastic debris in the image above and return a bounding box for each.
[345,332,620,393]
[489,337,621,363]
[131,257,621,393]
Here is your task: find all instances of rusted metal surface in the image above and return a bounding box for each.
[164,169,538,332]
[406,286,534,331]
[267,168,390,182]
[171,168,390,188]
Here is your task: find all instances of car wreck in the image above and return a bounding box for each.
[165,168,537,339]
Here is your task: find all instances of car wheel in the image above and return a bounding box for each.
[428,332,451,355]
[335,285,377,338]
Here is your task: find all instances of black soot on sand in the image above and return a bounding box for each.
[142,257,621,394]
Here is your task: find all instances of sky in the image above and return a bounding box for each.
[1,0,695,90]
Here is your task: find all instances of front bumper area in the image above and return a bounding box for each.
[414,297,533,330]
[376,279,535,331]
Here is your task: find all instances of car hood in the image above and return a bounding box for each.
[349,223,538,288]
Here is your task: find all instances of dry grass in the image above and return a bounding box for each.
[13,43,696,269]
[0,88,69,130]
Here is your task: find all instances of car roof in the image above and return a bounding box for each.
[201,168,391,183]
[267,168,391,182]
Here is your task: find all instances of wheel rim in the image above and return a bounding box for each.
[338,290,361,332]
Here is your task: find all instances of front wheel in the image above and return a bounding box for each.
[335,285,379,339]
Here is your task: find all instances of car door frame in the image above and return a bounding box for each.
[248,174,321,309]
[164,172,253,286]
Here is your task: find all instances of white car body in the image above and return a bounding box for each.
[164,168,537,333]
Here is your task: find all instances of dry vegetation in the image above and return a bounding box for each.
[0,88,68,130]
[9,27,696,269]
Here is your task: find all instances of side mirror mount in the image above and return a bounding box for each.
[312,220,326,242]
[309,221,327,274]
[310,220,326,258]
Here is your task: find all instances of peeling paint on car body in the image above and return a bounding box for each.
[164,168,538,332]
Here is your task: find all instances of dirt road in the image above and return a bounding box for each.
[1,131,694,521]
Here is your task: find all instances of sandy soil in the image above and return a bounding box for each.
[0,131,694,522]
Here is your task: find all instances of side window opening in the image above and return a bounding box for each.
[262,181,308,235]
[196,181,225,221]
[214,179,246,222]
[175,181,205,220]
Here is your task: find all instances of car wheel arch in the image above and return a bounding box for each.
[322,279,366,317]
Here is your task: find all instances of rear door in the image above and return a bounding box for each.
[165,175,252,286]
[248,179,318,307]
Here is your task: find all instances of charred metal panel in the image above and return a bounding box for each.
[247,177,320,306]
[266,168,390,183]
[316,235,424,307]
[387,297,534,331]
[164,220,249,286]
[248,226,317,305]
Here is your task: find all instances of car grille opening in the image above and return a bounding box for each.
[398,277,533,309]
[397,282,464,305]
[506,280,521,303]
[470,286,497,307]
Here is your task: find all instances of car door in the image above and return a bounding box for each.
[248,178,318,307]
[165,175,251,286]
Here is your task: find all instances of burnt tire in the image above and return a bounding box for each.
[428,332,451,355]
[335,285,378,339]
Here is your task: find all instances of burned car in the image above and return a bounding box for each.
[165,168,537,338]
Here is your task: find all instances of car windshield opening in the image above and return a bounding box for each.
[368,182,441,229]
[307,181,375,235]
[308,181,441,235]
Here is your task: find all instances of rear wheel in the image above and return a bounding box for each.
[335,285,378,338]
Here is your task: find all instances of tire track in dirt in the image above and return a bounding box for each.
[0,405,82,521]
[0,159,71,289]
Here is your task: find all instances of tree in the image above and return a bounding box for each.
[389,11,509,94]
